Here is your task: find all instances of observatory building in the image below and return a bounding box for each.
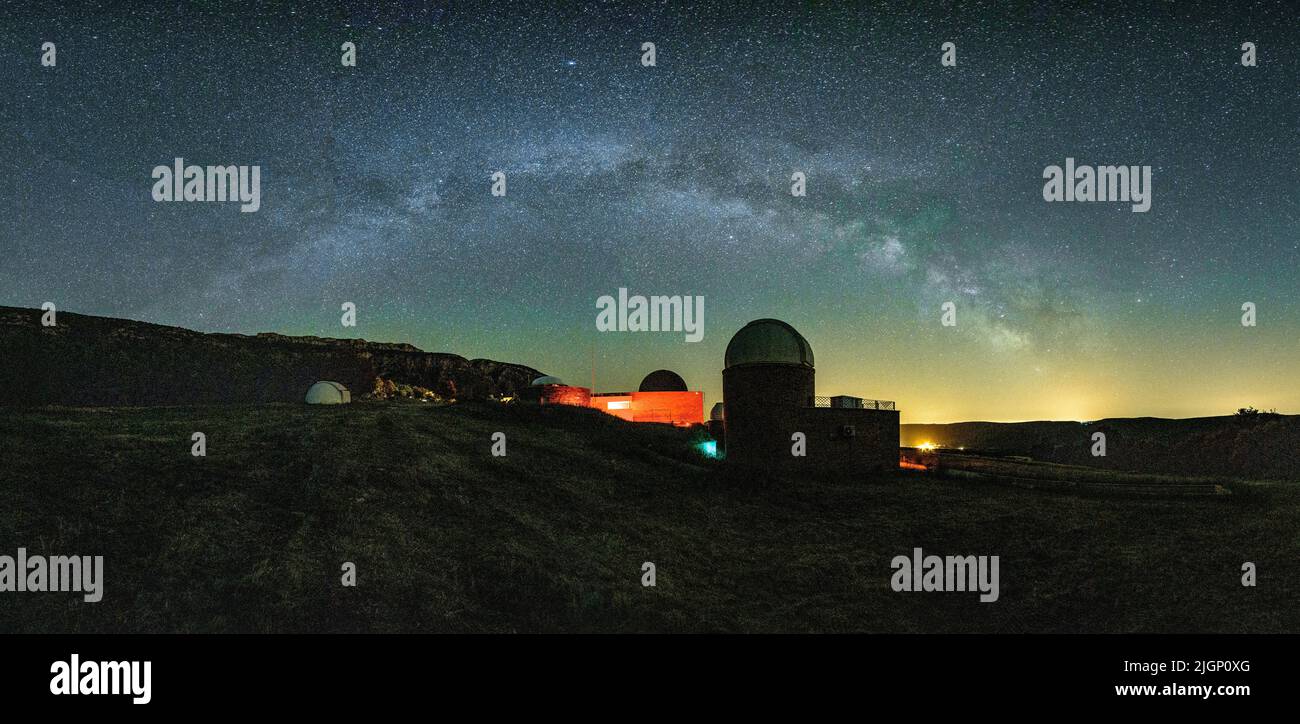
[589,369,704,426]
[519,371,704,426]
[721,319,898,474]
[706,402,727,452]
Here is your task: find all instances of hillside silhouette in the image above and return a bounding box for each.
[903,414,1300,480]
[0,306,541,406]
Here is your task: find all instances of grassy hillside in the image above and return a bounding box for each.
[3,402,1298,633]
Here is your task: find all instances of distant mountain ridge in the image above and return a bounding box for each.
[0,306,543,406]
[903,415,1300,480]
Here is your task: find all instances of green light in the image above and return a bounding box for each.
[696,440,719,459]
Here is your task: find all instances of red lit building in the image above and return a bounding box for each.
[589,390,704,426]
[587,369,703,426]
[520,371,704,426]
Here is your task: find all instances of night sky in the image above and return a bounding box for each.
[2,1,1297,422]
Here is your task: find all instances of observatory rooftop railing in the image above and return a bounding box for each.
[810,396,896,410]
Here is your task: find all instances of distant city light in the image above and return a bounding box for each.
[918,441,937,451]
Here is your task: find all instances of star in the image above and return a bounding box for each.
[1,2,1295,422]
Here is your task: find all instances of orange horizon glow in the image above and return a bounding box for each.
[520,318,1300,428]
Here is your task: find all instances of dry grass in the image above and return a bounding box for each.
[2,401,1298,632]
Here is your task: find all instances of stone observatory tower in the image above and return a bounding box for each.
[722,319,816,467]
[721,318,899,475]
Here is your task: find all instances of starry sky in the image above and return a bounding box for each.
[2,1,1297,422]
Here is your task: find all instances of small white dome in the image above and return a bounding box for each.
[531,375,566,386]
[306,381,351,404]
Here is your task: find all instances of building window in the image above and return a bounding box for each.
[607,401,631,410]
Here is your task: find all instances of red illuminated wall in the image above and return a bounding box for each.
[590,391,703,426]
[591,394,637,421]
[536,384,592,407]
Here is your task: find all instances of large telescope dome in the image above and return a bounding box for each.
[639,369,688,392]
[724,319,814,369]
